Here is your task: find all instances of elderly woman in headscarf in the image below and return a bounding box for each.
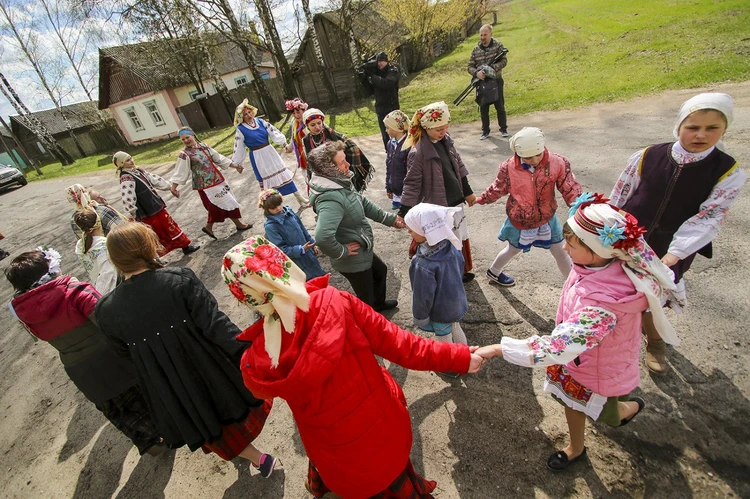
[301,108,374,193]
[383,109,411,210]
[170,127,252,240]
[307,140,405,311]
[66,183,126,238]
[399,101,477,282]
[609,92,745,373]
[231,99,309,208]
[114,151,198,256]
[221,236,484,499]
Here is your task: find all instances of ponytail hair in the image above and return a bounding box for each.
[73,208,101,254]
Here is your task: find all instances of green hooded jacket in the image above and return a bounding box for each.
[309,174,397,273]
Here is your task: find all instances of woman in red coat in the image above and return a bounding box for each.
[222,236,485,498]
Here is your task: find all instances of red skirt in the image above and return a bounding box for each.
[198,189,241,223]
[141,208,191,256]
[306,459,436,499]
[201,399,273,461]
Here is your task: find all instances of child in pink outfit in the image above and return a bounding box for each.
[475,127,582,286]
[476,194,680,471]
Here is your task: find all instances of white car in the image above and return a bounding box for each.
[0,164,27,191]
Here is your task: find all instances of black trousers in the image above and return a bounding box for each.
[340,253,388,308]
[377,111,391,151]
[479,77,507,135]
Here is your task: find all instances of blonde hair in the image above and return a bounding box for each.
[106,223,164,274]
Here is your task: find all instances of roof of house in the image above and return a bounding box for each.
[10,101,102,136]
[293,5,410,66]
[98,37,275,109]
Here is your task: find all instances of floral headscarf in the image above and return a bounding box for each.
[234,99,259,126]
[383,110,410,133]
[567,193,682,345]
[405,101,450,148]
[302,108,325,126]
[285,98,308,112]
[112,151,131,170]
[222,236,309,367]
[258,188,280,208]
[66,184,96,210]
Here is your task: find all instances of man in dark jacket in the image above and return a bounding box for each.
[468,24,509,140]
[367,52,401,150]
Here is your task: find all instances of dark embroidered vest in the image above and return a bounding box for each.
[122,169,166,220]
[623,142,736,260]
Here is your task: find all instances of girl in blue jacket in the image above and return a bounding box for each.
[260,189,326,281]
[404,203,468,344]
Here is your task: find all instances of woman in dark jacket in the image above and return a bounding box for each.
[94,223,277,477]
[307,141,405,311]
[6,248,162,456]
[384,110,411,211]
[400,101,477,282]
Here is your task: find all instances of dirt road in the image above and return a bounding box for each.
[1,82,748,498]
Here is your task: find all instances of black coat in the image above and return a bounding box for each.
[369,64,400,115]
[95,267,262,451]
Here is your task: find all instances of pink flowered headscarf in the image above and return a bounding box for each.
[66,184,96,209]
[222,236,309,367]
[567,193,682,345]
[285,98,308,112]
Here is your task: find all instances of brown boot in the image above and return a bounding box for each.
[646,337,668,374]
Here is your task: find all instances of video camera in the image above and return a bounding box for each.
[453,47,509,106]
[356,54,380,96]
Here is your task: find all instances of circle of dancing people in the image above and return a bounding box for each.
[4,92,745,496]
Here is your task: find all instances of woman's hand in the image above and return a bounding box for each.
[468,352,487,373]
[387,192,393,200]
[170,184,181,198]
[345,242,360,256]
[233,163,244,174]
[284,143,293,154]
[471,344,502,360]
[661,253,680,267]
[393,216,406,229]
[465,193,477,207]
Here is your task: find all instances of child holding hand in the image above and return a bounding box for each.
[475,195,680,471]
[475,127,582,286]
[384,110,411,210]
[610,92,745,373]
[260,189,326,281]
[404,203,469,345]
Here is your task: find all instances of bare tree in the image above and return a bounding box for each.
[252,0,296,99]
[0,72,74,165]
[190,0,282,121]
[299,0,337,104]
[339,0,362,67]
[0,0,87,157]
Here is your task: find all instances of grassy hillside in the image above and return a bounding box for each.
[331,0,750,135]
[27,0,749,180]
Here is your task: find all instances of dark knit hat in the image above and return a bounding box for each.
[376,52,388,62]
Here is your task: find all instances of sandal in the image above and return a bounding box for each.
[201,227,218,240]
[619,396,645,426]
[236,223,253,232]
[547,447,587,471]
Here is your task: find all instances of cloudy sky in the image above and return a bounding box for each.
[0,0,329,120]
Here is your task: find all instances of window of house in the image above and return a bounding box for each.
[144,100,165,126]
[234,75,249,87]
[124,107,145,131]
[189,90,200,101]
[259,71,270,80]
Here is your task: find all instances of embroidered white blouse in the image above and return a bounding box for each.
[120,168,170,219]
[75,236,118,295]
[609,142,746,259]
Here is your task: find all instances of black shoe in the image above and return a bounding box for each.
[547,447,587,471]
[462,272,475,283]
[0,249,9,261]
[435,371,461,379]
[201,227,218,240]
[182,245,201,255]
[236,223,253,233]
[619,396,645,426]
[373,300,398,312]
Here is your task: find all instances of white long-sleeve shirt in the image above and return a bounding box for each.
[119,168,170,219]
[170,145,234,186]
[75,236,117,295]
[610,144,746,259]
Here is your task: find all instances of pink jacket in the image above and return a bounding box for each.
[476,149,581,229]
[560,263,648,396]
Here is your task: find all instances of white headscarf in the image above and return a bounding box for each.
[509,127,545,157]
[222,236,310,368]
[404,203,462,250]
[567,194,681,345]
[112,151,131,169]
[673,92,734,139]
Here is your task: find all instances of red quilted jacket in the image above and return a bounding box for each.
[238,276,470,499]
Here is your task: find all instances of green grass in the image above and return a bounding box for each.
[26,125,239,182]
[327,0,750,133]
[29,0,750,180]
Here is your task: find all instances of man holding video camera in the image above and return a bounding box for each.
[468,24,509,140]
[358,52,401,150]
